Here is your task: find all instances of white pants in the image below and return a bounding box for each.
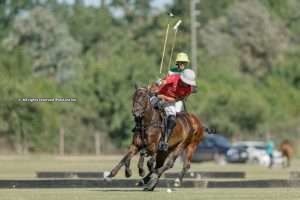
[175,101,184,112]
[164,101,184,117]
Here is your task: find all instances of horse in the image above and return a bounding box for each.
[130,87,205,191]
[105,86,163,180]
[105,86,205,191]
[279,139,294,168]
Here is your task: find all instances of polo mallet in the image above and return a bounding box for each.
[159,13,174,74]
[168,20,182,69]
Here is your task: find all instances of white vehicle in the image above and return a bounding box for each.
[232,141,284,167]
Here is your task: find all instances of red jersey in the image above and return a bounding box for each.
[158,74,192,99]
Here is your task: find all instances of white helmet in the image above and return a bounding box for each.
[180,69,196,86]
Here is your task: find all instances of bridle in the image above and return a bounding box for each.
[132,87,162,133]
[132,87,151,118]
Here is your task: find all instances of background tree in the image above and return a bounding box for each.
[0,0,299,153]
[4,6,82,83]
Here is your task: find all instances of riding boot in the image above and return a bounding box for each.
[159,115,176,151]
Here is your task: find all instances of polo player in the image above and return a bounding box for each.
[168,52,190,75]
[132,52,191,134]
[150,69,197,151]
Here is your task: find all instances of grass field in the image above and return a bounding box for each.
[1,188,300,200]
[0,155,300,200]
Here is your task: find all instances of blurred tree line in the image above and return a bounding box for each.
[0,0,299,154]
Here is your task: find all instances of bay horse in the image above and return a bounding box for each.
[105,86,163,180]
[279,139,294,168]
[106,86,205,191]
[132,86,205,191]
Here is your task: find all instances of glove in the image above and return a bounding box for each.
[155,78,162,85]
[156,100,167,110]
[150,96,166,110]
[150,96,160,107]
[149,92,157,98]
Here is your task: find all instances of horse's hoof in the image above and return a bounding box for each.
[125,169,132,178]
[139,169,145,177]
[143,187,154,191]
[174,178,181,187]
[144,173,158,191]
[136,180,145,187]
[104,171,112,182]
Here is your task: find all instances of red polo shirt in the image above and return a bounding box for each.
[158,74,192,99]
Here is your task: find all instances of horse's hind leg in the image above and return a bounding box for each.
[177,144,197,185]
[157,144,185,176]
[137,153,163,187]
[137,172,152,186]
[106,145,138,179]
[145,145,185,191]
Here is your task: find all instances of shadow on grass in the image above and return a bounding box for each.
[88,189,158,192]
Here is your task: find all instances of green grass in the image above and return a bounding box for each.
[0,155,299,200]
[0,155,298,179]
[1,188,300,200]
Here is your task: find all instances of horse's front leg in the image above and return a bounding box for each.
[138,151,149,177]
[147,153,157,172]
[287,157,291,167]
[105,145,138,180]
[124,156,132,178]
[136,153,158,186]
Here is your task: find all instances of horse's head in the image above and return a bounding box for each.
[132,86,150,118]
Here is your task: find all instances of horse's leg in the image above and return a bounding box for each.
[137,153,159,187]
[137,152,146,177]
[282,154,287,168]
[147,153,157,172]
[282,155,286,168]
[287,155,291,167]
[137,152,164,187]
[124,156,132,178]
[177,144,197,185]
[137,151,156,178]
[137,172,152,186]
[106,145,138,179]
[145,145,185,191]
[157,145,184,176]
